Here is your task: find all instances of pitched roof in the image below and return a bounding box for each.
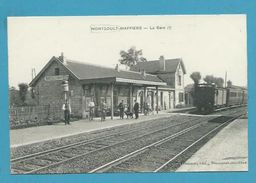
[64,59,163,83]
[30,57,166,86]
[130,58,186,74]
[228,85,247,90]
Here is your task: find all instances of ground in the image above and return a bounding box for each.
[176,119,247,171]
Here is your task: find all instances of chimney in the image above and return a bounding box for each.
[159,55,165,71]
[115,64,120,72]
[59,52,64,62]
[227,80,232,88]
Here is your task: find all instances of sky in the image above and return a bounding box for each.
[8,15,247,88]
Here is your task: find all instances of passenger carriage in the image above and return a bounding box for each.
[194,84,247,114]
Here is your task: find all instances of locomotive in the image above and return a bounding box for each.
[194,84,247,113]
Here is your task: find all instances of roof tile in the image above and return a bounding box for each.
[65,59,163,83]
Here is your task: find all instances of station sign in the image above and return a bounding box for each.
[44,75,69,81]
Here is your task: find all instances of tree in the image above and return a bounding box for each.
[203,75,215,84]
[9,87,22,106]
[30,87,35,99]
[203,75,224,87]
[190,72,201,85]
[214,77,224,87]
[119,46,147,68]
[190,72,201,106]
[18,83,29,105]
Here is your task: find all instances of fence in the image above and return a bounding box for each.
[9,104,64,129]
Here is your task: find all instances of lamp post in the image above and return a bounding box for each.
[62,80,69,102]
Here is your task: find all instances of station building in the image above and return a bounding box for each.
[29,54,186,119]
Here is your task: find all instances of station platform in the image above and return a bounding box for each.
[176,118,248,172]
[9,114,160,147]
[11,107,195,147]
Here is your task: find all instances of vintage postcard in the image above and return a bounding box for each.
[8,15,247,175]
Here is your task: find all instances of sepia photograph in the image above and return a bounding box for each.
[8,15,247,174]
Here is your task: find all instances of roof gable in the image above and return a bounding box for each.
[29,57,80,87]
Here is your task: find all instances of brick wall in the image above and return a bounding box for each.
[33,60,83,118]
[9,105,63,129]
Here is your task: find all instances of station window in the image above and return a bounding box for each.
[55,68,60,75]
[160,92,163,106]
[179,92,184,102]
[178,75,182,86]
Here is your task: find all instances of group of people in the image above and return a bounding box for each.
[89,100,107,121]
[118,100,139,119]
[88,99,140,121]
[62,99,141,125]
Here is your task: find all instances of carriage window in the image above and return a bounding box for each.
[230,92,237,97]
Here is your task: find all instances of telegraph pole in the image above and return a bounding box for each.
[224,71,227,88]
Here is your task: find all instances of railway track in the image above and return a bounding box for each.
[213,104,247,113]
[11,107,247,174]
[213,105,247,116]
[11,115,181,160]
[11,115,214,174]
[10,115,188,159]
[89,114,243,173]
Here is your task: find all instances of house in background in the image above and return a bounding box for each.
[130,56,186,109]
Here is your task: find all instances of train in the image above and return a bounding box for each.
[194,84,247,113]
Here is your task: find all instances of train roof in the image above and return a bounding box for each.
[196,83,247,91]
[228,85,247,90]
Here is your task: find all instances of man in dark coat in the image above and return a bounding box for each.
[100,100,107,121]
[62,100,71,125]
[118,100,125,119]
[133,100,139,119]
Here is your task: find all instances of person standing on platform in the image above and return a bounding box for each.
[118,100,125,119]
[62,100,71,125]
[133,100,139,119]
[88,100,95,121]
[101,100,107,121]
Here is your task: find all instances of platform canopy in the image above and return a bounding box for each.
[62,58,166,86]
